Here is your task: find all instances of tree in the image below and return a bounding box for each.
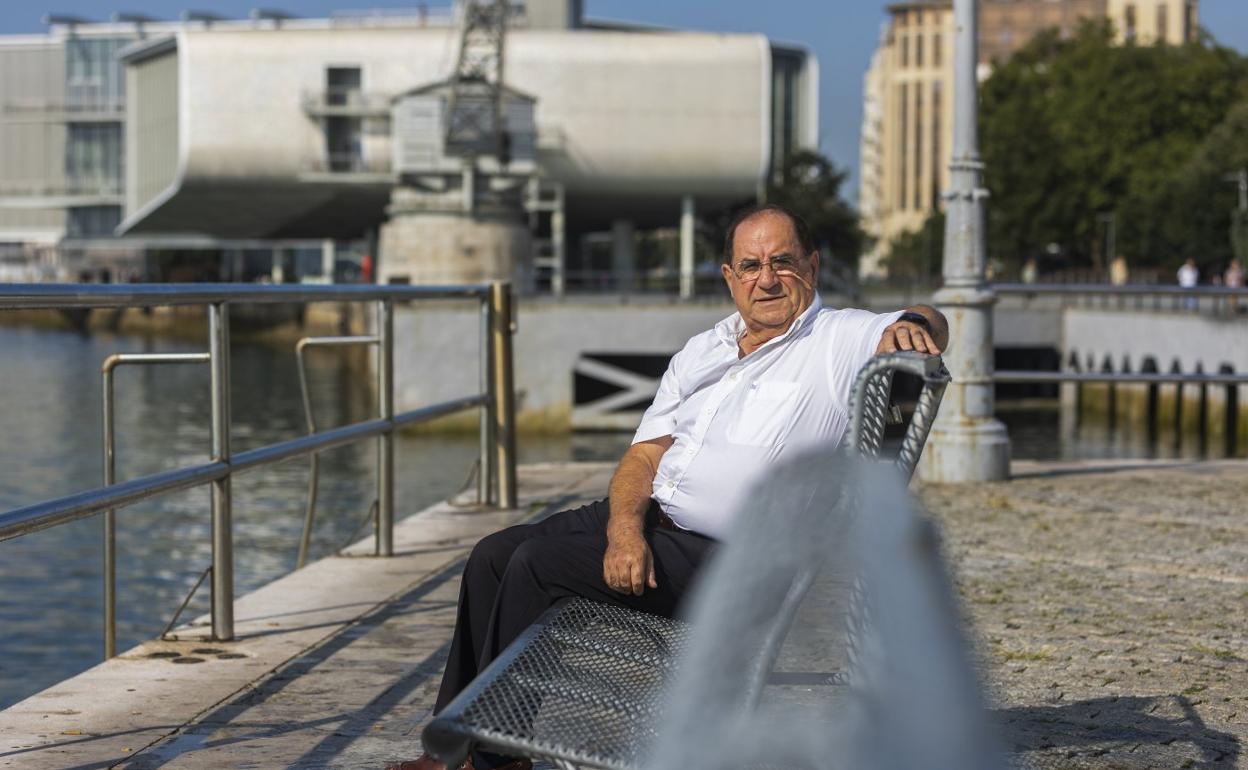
[883,211,945,283]
[980,22,1248,273]
[1149,99,1248,268]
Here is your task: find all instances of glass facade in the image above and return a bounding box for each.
[66,205,122,237]
[65,36,131,111]
[66,123,122,192]
[769,48,804,184]
[62,35,130,240]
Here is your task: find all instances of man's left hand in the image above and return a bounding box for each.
[876,319,943,355]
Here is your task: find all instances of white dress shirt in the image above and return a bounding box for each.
[631,295,902,540]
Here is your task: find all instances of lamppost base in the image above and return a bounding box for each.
[918,418,1011,483]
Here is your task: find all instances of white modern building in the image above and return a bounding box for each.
[110,1,818,291]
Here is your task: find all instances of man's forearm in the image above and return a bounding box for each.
[905,304,949,351]
[607,451,658,538]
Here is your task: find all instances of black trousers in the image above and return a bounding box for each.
[433,497,718,715]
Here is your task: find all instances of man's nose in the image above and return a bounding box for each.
[755,263,781,290]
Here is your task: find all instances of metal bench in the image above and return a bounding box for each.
[423,352,952,770]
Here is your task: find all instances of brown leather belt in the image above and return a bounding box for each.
[647,500,679,531]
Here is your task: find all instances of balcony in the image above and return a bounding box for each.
[299,152,393,183]
[300,88,392,117]
[0,178,124,208]
[0,98,124,123]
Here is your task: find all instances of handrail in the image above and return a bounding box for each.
[0,280,516,654]
[995,282,1248,298]
[0,282,490,309]
[994,370,1248,385]
[295,335,380,569]
[103,352,212,658]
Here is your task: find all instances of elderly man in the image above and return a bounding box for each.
[391,203,947,770]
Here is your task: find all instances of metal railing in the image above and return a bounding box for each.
[0,281,518,656]
[994,368,1248,456]
[995,283,1248,315]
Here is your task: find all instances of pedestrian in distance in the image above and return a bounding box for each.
[1225,258,1244,313]
[1177,258,1199,311]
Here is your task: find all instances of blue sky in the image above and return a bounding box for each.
[3,1,1245,199]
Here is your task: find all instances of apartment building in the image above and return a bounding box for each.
[858,0,1198,278]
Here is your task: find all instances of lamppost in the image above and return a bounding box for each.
[918,0,1011,483]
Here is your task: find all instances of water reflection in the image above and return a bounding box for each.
[0,325,629,709]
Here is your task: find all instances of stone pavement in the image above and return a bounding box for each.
[921,459,1248,770]
[1,458,1245,769]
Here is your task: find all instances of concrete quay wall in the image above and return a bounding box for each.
[393,295,1059,432]
[1063,308,1248,377]
[1060,309,1248,446]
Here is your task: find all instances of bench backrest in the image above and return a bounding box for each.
[648,355,957,769]
[736,353,949,706]
[846,352,951,481]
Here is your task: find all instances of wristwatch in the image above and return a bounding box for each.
[898,311,933,334]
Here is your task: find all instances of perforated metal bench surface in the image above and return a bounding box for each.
[424,598,688,770]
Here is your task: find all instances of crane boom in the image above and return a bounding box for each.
[444,0,509,162]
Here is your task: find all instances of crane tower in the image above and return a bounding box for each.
[378,0,536,287]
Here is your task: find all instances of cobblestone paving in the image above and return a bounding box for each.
[919,460,1248,770]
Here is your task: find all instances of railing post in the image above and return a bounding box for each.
[1143,358,1160,450]
[490,282,518,509]
[1172,360,1184,453]
[377,299,395,556]
[208,302,234,642]
[479,296,497,505]
[1221,364,1238,457]
[1197,363,1209,457]
[102,363,117,659]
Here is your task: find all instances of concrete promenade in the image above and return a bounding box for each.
[1,459,1245,769]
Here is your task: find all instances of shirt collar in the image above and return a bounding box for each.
[714,292,824,351]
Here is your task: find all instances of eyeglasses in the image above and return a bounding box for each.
[731,255,806,282]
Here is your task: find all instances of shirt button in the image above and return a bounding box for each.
[666,480,675,488]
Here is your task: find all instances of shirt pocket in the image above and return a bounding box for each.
[725,380,802,447]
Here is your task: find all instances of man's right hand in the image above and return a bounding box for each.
[603,529,657,595]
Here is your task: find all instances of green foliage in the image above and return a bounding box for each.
[884,211,946,282]
[766,150,864,268]
[980,21,1248,272]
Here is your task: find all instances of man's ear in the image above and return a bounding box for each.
[721,262,734,291]
[809,251,821,279]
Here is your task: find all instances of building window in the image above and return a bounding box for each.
[66,123,122,193]
[931,81,942,209]
[933,32,942,67]
[325,66,363,171]
[67,206,122,238]
[1184,1,1196,42]
[914,85,924,211]
[326,66,362,106]
[65,36,130,111]
[1124,3,1137,42]
[916,34,925,67]
[1156,3,1169,42]
[771,49,802,183]
[901,35,909,67]
[898,83,908,211]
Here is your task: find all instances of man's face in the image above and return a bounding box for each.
[721,211,819,335]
